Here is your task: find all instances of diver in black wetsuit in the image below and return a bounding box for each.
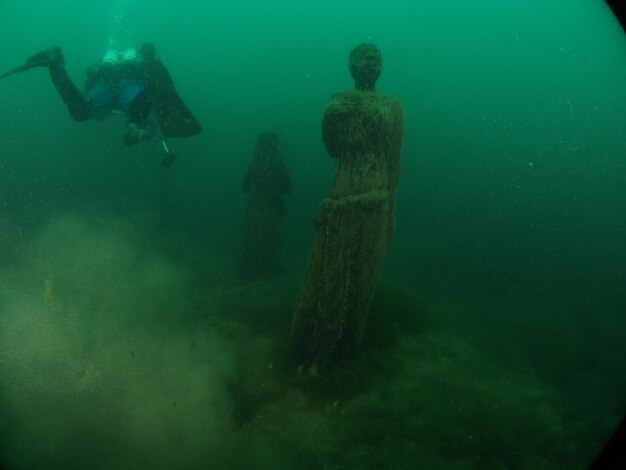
[1,43,201,166]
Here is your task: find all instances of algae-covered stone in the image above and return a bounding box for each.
[290,44,404,372]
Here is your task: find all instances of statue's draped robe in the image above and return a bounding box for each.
[290,90,404,372]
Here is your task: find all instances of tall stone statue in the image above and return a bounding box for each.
[290,44,404,373]
[240,132,291,281]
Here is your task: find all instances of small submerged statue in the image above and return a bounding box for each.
[240,132,292,281]
[290,43,404,373]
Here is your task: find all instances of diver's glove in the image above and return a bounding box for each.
[123,121,157,146]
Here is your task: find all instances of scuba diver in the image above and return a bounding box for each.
[0,43,202,167]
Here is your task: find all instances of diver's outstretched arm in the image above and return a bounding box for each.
[140,45,202,138]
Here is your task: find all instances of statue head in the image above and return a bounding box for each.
[349,43,382,91]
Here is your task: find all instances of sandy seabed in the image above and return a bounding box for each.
[0,212,622,470]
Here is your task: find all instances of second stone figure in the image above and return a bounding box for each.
[240,132,292,281]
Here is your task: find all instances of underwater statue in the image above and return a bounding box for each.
[240,132,292,281]
[290,43,404,373]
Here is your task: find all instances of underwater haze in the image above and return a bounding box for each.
[1,0,626,468]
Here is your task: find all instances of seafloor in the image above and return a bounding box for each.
[0,212,623,469]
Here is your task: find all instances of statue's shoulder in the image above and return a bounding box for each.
[324,91,362,117]
[328,90,360,105]
[331,90,353,99]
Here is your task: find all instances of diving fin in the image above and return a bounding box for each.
[143,58,202,138]
[1,63,35,80]
[1,47,63,80]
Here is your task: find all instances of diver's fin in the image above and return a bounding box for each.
[143,59,202,138]
[0,47,63,80]
[0,63,35,80]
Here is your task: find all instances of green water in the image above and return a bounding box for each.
[0,0,625,468]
